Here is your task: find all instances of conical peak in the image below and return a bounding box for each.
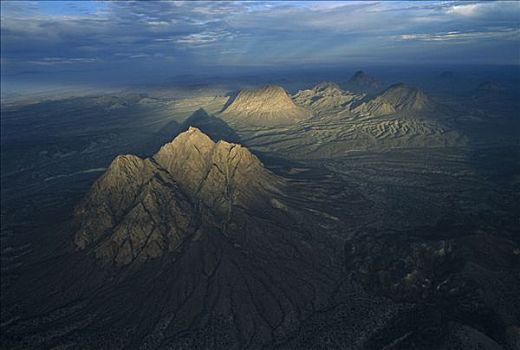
[167,126,215,148]
[222,84,311,126]
[157,127,252,160]
[153,127,274,197]
[73,124,284,265]
[161,127,246,155]
[233,84,290,102]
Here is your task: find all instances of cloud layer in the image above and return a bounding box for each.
[1,1,519,86]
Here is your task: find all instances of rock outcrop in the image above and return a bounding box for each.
[221,85,311,126]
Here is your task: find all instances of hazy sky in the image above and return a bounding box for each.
[1,1,519,92]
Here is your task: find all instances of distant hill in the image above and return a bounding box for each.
[221,84,311,126]
[348,70,381,90]
[353,83,431,117]
[293,81,363,113]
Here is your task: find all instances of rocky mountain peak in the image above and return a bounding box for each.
[221,84,311,126]
[226,85,293,110]
[153,127,215,194]
[64,123,343,350]
[73,128,284,264]
[153,127,278,199]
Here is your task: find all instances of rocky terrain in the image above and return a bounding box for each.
[1,70,519,349]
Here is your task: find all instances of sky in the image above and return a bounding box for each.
[1,1,519,93]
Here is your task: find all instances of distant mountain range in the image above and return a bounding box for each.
[221,78,432,126]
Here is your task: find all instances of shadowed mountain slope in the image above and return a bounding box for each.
[177,108,240,143]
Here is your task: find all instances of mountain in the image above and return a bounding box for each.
[221,84,312,126]
[352,83,431,117]
[293,82,363,113]
[348,70,381,90]
[74,127,283,264]
[242,82,460,158]
[63,127,346,348]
